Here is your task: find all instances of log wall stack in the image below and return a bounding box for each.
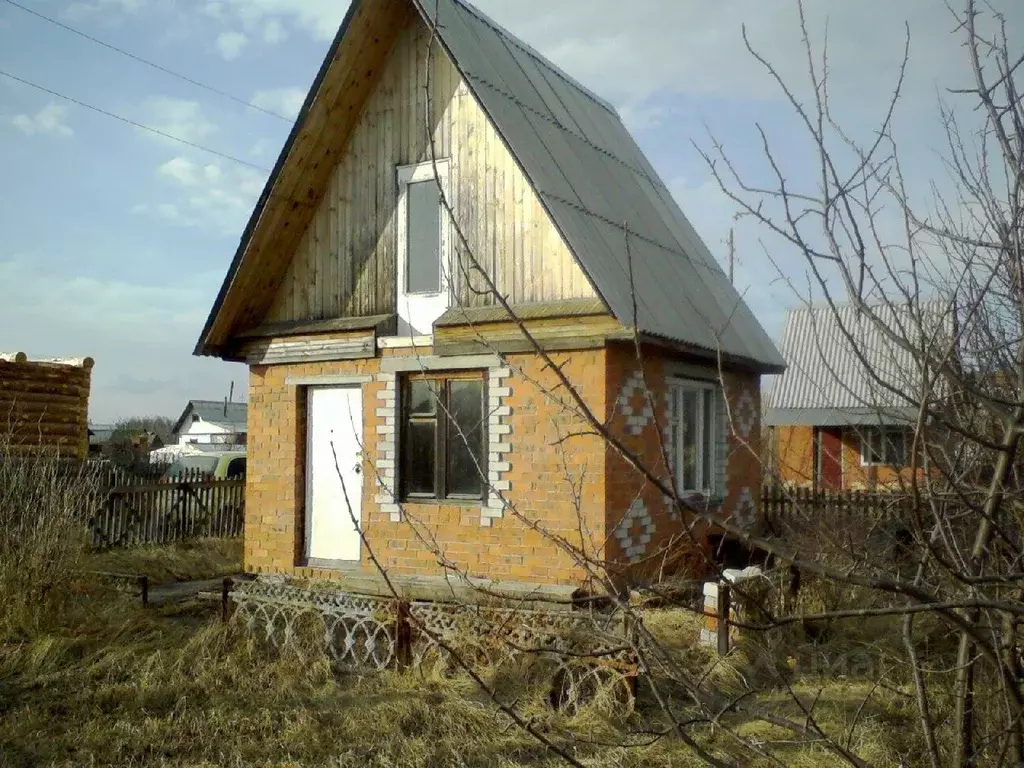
[0,352,94,459]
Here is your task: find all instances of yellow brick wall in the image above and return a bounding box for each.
[245,344,607,589]
[839,428,929,490]
[773,425,816,487]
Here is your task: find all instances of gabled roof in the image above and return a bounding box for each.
[195,0,785,373]
[765,302,953,426]
[172,400,248,436]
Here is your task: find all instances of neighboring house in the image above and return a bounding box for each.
[0,352,94,459]
[172,400,248,446]
[194,0,785,592]
[764,302,950,491]
[88,424,115,457]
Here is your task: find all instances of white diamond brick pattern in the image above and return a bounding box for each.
[613,499,655,563]
[375,373,401,522]
[731,486,755,529]
[733,386,757,441]
[482,366,512,527]
[617,369,654,436]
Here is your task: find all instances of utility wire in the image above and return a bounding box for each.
[2,0,293,123]
[0,68,271,172]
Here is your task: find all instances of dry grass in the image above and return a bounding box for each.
[83,538,243,585]
[0,585,930,768]
[0,451,922,768]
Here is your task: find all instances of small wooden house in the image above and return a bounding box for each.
[0,352,94,459]
[765,303,949,491]
[195,0,784,593]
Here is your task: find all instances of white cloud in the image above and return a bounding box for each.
[215,30,248,60]
[140,155,266,236]
[11,103,73,137]
[263,19,286,44]
[216,0,348,41]
[0,254,243,422]
[64,0,145,20]
[250,87,304,119]
[249,137,275,157]
[139,97,217,145]
[201,2,224,19]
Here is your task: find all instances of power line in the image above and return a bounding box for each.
[0,68,271,172]
[2,0,293,123]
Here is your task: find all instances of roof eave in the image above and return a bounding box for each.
[636,332,787,375]
[192,0,366,359]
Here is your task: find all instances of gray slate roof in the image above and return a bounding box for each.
[418,0,784,372]
[764,302,951,426]
[173,400,248,435]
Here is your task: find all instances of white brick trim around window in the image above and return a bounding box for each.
[374,372,401,523]
[482,365,513,527]
[376,364,513,527]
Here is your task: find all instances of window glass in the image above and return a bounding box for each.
[408,379,438,416]
[682,388,699,491]
[406,179,441,293]
[447,380,484,496]
[702,389,714,490]
[406,421,436,495]
[400,375,486,501]
[226,457,246,478]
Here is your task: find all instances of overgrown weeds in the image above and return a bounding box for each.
[0,445,97,639]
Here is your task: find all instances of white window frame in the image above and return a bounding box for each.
[667,378,721,496]
[859,425,909,467]
[396,161,452,337]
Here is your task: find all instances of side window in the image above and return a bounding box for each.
[226,457,246,479]
[861,426,909,467]
[667,379,722,495]
[400,374,486,501]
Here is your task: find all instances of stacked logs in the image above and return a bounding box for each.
[0,353,94,459]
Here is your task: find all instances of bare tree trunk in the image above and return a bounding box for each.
[955,408,1024,765]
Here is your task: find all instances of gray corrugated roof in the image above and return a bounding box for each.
[173,400,248,435]
[418,0,784,372]
[764,302,952,425]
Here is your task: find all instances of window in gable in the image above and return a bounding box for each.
[405,179,442,294]
[396,161,451,335]
[400,373,486,501]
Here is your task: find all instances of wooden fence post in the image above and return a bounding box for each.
[717,582,731,656]
[396,600,412,669]
[221,576,233,623]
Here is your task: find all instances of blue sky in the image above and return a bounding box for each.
[0,0,1019,422]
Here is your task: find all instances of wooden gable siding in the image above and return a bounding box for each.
[265,14,595,326]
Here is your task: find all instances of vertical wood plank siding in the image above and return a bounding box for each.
[266,15,595,325]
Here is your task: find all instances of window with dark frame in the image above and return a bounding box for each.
[860,426,909,467]
[400,373,486,501]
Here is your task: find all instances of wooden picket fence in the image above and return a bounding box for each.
[761,483,979,533]
[761,484,916,529]
[88,467,245,549]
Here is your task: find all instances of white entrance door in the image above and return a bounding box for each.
[305,386,363,563]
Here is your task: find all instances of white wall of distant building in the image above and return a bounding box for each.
[176,418,243,446]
